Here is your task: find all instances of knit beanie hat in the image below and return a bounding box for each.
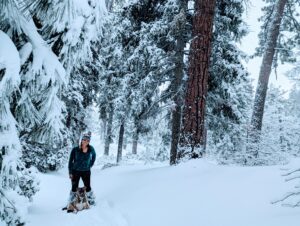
[82,132,91,141]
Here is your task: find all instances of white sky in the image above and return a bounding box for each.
[239,0,294,96]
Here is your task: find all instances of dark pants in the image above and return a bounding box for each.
[71,170,91,192]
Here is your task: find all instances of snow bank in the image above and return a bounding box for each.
[25,156,300,226]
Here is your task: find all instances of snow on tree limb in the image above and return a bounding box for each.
[0,29,27,226]
[0,30,20,97]
[19,18,67,86]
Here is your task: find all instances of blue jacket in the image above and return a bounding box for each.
[68,145,96,173]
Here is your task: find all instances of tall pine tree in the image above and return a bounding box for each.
[206,0,252,164]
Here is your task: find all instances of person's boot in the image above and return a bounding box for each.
[68,191,77,203]
[86,190,96,206]
[62,191,77,211]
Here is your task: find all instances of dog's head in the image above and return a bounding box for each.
[76,187,87,201]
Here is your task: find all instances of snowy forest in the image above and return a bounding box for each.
[1,0,300,225]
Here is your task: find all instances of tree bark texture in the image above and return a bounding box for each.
[170,96,183,165]
[250,0,287,132]
[170,6,187,165]
[117,122,125,163]
[104,106,114,155]
[178,0,216,158]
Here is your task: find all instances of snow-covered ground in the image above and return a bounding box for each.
[25,151,300,226]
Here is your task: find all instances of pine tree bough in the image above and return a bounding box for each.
[178,0,216,160]
[0,30,25,226]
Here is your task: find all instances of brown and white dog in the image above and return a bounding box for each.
[64,187,90,213]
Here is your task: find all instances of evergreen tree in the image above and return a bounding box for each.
[0,29,38,226]
[206,0,253,164]
[0,0,69,172]
[99,0,177,158]
[255,0,300,65]
[271,71,300,208]
[143,110,171,161]
[159,0,190,165]
[283,87,300,157]
[249,0,299,159]
[178,0,217,159]
[37,0,107,146]
[15,0,107,171]
[0,0,107,222]
[97,12,124,155]
[259,86,289,164]
[0,29,25,226]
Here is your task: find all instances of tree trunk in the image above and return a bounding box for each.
[123,135,127,150]
[169,6,187,165]
[248,0,287,155]
[104,107,113,155]
[0,147,4,173]
[101,118,107,141]
[178,0,216,159]
[170,98,182,165]
[117,122,125,163]
[132,127,139,155]
[278,108,285,152]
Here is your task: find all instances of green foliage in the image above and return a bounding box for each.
[207,0,253,162]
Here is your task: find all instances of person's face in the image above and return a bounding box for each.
[81,139,90,146]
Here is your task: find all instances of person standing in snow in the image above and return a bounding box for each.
[68,132,96,205]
